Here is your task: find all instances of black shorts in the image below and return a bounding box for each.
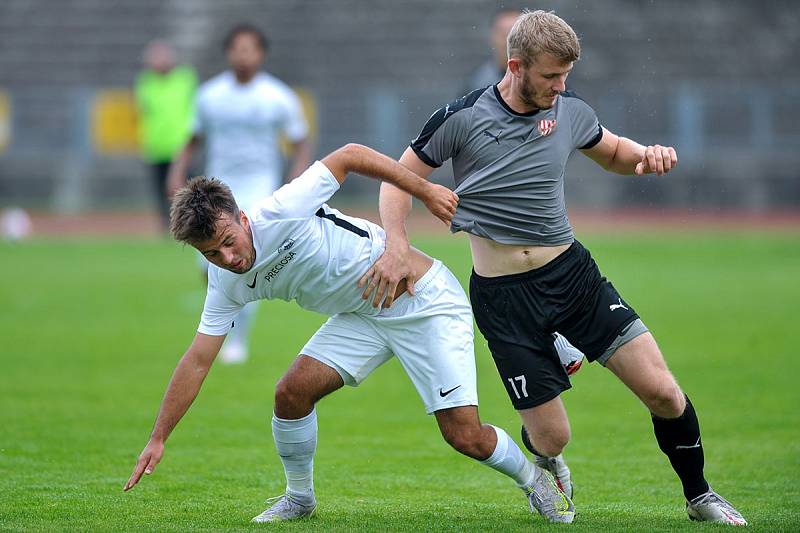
[469,240,641,410]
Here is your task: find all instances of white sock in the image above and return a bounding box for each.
[228,301,258,349]
[480,425,535,488]
[272,409,317,500]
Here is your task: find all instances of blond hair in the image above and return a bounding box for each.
[507,10,580,66]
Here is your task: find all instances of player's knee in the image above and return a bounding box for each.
[643,378,684,418]
[440,425,490,460]
[528,425,570,457]
[274,375,311,413]
[536,432,569,457]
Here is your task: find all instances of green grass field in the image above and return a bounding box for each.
[1,231,799,532]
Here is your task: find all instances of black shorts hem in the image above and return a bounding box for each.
[512,383,571,411]
[584,314,640,362]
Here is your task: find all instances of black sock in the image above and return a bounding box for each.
[651,394,710,501]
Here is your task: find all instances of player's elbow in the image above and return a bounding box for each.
[336,143,367,162]
[324,143,368,183]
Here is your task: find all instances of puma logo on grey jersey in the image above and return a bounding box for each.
[482,129,502,144]
[609,298,628,311]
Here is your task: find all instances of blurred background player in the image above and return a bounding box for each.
[134,40,197,231]
[167,24,311,363]
[462,8,521,95]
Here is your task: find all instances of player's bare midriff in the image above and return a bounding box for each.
[469,234,570,277]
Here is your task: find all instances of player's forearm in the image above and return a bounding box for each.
[606,136,646,175]
[286,138,312,181]
[379,182,412,250]
[332,143,432,200]
[168,136,199,184]
[149,350,211,442]
[342,144,415,247]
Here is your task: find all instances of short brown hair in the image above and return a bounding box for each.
[223,23,268,52]
[169,177,240,243]
[507,10,580,66]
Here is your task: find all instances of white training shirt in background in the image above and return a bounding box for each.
[194,71,308,209]
[199,161,387,336]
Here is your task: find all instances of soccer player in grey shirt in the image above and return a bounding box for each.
[364,10,746,526]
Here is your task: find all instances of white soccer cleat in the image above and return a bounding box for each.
[218,341,248,364]
[534,453,573,499]
[686,489,747,526]
[522,465,575,523]
[252,493,316,523]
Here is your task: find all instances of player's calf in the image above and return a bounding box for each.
[518,404,571,458]
[273,355,344,419]
[521,425,573,498]
[435,406,497,460]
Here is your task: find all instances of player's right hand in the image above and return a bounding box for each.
[123,439,165,491]
[358,242,416,309]
[634,144,677,176]
[422,184,458,226]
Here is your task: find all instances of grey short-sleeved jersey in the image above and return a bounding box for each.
[411,86,602,245]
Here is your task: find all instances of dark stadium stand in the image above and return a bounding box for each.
[0,0,797,210]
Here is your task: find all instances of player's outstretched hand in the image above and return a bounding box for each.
[358,243,416,309]
[422,183,459,226]
[635,144,678,176]
[123,439,164,491]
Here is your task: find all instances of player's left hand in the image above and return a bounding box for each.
[359,241,416,309]
[422,183,459,226]
[123,439,165,491]
[635,145,678,176]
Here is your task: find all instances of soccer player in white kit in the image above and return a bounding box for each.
[124,143,575,524]
[167,24,311,363]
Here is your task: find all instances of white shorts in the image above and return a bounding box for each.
[301,260,478,414]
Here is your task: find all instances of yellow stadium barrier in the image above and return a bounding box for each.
[0,91,10,153]
[91,89,139,155]
[281,87,317,155]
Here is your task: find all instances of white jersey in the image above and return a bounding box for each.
[194,70,308,208]
[199,161,386,336]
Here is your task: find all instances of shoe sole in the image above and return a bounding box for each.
[687,506,746,526]
[253,507,316,523]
